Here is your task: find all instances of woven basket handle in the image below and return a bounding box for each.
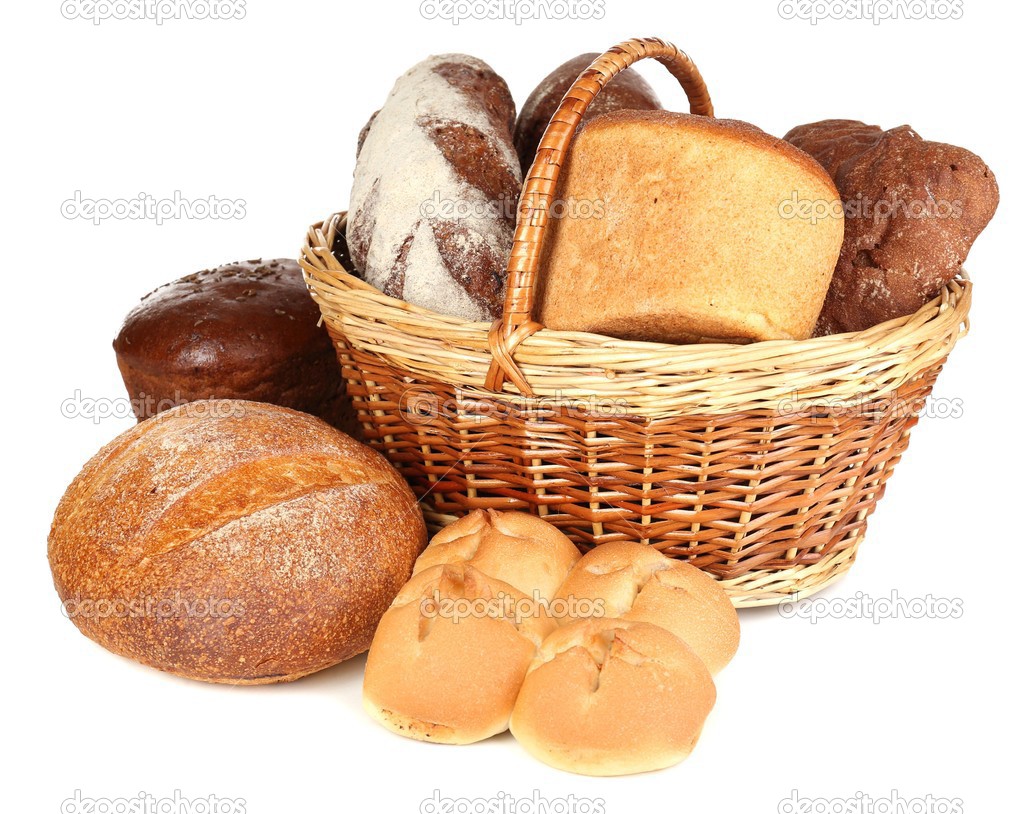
[485,37,714,395]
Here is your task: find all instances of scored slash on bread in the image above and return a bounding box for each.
[554,541,740,675]
[412,508,581,601]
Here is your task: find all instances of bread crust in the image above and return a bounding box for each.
[510,618,716,775]
[113,258,356,434]
[786,120,999,334]
[513,51,661,175]
[347,54,521,321]
[48,400,426,684]
[363,563,555,743]
[554,541,739,675]
[535,109,844,344]
[413,509,581,601]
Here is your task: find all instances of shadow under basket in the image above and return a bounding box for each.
[301,38,971,607]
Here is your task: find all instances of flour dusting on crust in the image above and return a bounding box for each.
[347,54,521,322]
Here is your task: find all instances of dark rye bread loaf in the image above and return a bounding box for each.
[513,52,661,176]
[113,258,357,435]
[785,120,999,335]
[48,400,427,684]
[347,54,522,321]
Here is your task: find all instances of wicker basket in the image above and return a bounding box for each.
[299,37,970,607]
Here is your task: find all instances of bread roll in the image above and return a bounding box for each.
[48,400,426,684]
[554,541,739,674]
[513,51,661,175]
[363,563,555,744]
[413,509,581,601]
[347,54,522,321]
[510,618,716,776]
[536,110,844,344]
[784,119,999,335]
[113,258,357,436]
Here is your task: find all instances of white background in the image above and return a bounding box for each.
[4,1,1021,812]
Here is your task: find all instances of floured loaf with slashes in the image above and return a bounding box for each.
[347,54,522,322]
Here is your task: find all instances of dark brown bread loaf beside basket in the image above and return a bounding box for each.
[113,258,357,434]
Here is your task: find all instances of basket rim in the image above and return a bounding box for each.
[300,211,970,416]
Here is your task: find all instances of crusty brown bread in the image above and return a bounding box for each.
[510,618,716,776]
[347,54,521,321]
[113,258,357,435]
[783,119,884,178]
[363,563,556,744]
[535,110,845,344]
[785,119,999,334]
[413,509,581,601]
[554,541,739,675]
[513,51,661,175]
[48,400,426,684]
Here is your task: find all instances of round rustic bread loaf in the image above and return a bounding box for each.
[48,400,426,684]
[784,120,999,335]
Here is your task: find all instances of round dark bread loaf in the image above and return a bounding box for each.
[513,52,661,176]
[48,400,426,684]
[113,258,357,435]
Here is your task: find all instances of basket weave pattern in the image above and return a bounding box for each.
[300,38,970,606]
